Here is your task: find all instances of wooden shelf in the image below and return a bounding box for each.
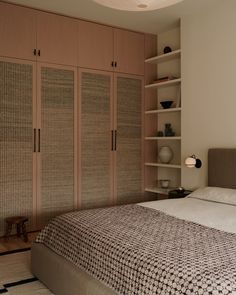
[145,187,176,195]
[145,136,181,140]
[145,163,181,169]
[144,30,181,201]
[145,49,181,64]
[145,107,181,114]
[145,78,181,89]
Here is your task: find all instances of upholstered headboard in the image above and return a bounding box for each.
[208,148,236,189]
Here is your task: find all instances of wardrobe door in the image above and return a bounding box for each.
[37,64,77,226]
[79,69,113,209]
[0,3,37,61]
[78,21,113,71]
[114,29,145,76]
[114,74,143,204]
[0,58,37,236]
[37,11,77,66]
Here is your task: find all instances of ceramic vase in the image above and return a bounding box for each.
[158,146,173,164]
[160,179,170,188]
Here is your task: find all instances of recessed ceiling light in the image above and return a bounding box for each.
[92,0,184,11]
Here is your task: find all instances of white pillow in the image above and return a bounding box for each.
[187,186,236,206]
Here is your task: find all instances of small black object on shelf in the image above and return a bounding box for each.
[160,100,173,109]
[164,123,175,137]
[164,46,172,54]
[157,131,164,137]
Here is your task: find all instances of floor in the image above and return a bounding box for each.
[0,232,53,294]
[0,248,53,294]
[0,231,39,253]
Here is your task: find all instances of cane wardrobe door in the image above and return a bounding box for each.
[0,58,37,235]
[114,74,143,204]
[79,69,113,209]
[37,64,77,226]
[0,3,37,61]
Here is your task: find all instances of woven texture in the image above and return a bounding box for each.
[116,77,142,204]
[81,72,112,209]
[37,204,236,295]
[0,61,33,236]
[40,67,74,225]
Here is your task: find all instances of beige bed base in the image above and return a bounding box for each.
[31,243,117,295]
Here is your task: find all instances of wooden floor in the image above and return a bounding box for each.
[0,231,39,253]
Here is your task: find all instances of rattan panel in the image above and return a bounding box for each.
[116,77,142,204]
[81,72,112,209]
[40,67,74,224]
[0,61,33,235]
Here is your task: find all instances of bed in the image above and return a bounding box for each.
[31,148,236,295]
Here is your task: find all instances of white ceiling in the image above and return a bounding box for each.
[6,0,221,34]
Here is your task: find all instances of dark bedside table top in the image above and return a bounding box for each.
[168,189,193,199]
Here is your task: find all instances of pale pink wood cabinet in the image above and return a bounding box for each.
[114,29,145,76]
[0,2,149,232]
[36,12,78,66]
[78,21,145,75]
[0,2,145,74]
[0,3,37,60]
[78,21,114,71]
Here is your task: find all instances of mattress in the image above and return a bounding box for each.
[34,188,236,295]
[140,195,236,234]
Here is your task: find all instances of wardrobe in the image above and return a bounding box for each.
[0,2,154,235]
[0,58,77,234]
[79,70,143,209]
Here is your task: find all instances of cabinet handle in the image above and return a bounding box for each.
[38,129,40,152]
[111,130,114,151]
[33,49,37,56]
[111,61,114,67]
[33,128,36,152]
[114,62,117,67]
[38,50,41,57]
[114,130,117,151]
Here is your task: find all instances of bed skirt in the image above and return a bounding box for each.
[31,243,116,295]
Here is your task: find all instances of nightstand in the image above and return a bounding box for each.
[168,189,192,199]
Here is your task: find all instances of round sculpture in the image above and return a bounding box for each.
[158,146,173,164]
[163,46,172,54]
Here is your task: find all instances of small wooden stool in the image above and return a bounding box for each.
[5,216,28,242]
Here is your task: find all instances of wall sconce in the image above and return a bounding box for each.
[185,155,202,168]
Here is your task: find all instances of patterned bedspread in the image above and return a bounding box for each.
[36,204,236,295]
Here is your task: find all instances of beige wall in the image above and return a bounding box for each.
[181,0,236,189]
